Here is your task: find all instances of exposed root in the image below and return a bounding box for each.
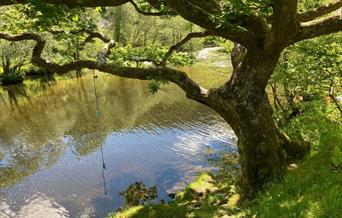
[278,131,311,161]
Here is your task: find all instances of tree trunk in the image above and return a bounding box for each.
[212,88,287,194]
[207,45,309,194]
[235,96,286,193]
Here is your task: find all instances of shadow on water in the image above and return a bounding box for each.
[0,69,236,217]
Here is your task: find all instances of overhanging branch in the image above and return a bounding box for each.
[0,32,209,104]
[0,0,130,7]
[166,0,254,48]
[117,31,210,67]
[298,0,342,22]
[296,14,342,42]
[129,0,174,16]
[85,30,112,43]
[0,0,256,48]
[158,31,210,67]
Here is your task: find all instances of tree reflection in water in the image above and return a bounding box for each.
[0,70,235,217]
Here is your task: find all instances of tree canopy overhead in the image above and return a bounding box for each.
[0,0,341,194]
[2,0,340,46]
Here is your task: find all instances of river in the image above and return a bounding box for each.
[0,66,236,217]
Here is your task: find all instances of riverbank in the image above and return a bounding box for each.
[110,104,342,217]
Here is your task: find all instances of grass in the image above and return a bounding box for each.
[109,104,342,218]
[246,113,342,218]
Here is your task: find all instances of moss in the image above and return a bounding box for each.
[187,173,216,193]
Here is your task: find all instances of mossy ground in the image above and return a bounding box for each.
[109,104,342,218]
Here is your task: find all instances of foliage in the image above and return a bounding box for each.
[270,33,342,124]
[275,33,341,95]
[223,0,272,16]
[1,71,23,85]
[0,41,33,84]
[119,182,158,207]
[132,0,175,16]
[18,0,94,32]
[298,0,328,12]
[331,145,342,169]
[101,5,200,49]
[108,45,196,67]
[147,78,169,94]
[0,3,203,83]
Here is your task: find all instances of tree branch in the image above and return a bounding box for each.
[84,30,112,43]
[0,0,256,48]
[0,0,130,7]
[0,32,209,104]
[47,29,117,62]
[48,29,113,44]
[166,0,254,48]
[298,0,342,22]
[269,0,299,45]
[129,0,173,16]
[158,31,210,67]
[296,14,342,42]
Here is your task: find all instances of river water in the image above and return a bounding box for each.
[0,68,236,217]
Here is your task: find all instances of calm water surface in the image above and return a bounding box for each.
[0,69,236,217]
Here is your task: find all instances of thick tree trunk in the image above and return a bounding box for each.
[212,88,287,194]
[232,94,286,193]
[206,46,309,194]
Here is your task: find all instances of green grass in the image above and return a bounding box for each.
[109,105,342,218]
[247,109,342,218]
[246,109,342,218]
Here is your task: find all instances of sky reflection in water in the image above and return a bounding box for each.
[0,70,236,217]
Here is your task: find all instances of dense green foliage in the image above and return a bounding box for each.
[270,33,342,124]
[0,41,33,84]
[0,3,204,84]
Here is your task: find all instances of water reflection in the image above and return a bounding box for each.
[0,69,236,217]
[1,193,69,218]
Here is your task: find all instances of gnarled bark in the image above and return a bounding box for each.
[210,90,288,193]
[209,47,288,193]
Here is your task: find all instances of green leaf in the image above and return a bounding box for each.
[331,146,342,168]
[72,15,79,22]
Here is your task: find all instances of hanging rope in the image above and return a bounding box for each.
[93,69,101,117]
[93,69,107,195]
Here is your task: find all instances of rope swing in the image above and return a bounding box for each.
[93,69,108,196]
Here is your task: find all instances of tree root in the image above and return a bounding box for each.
[278,131,311,162]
